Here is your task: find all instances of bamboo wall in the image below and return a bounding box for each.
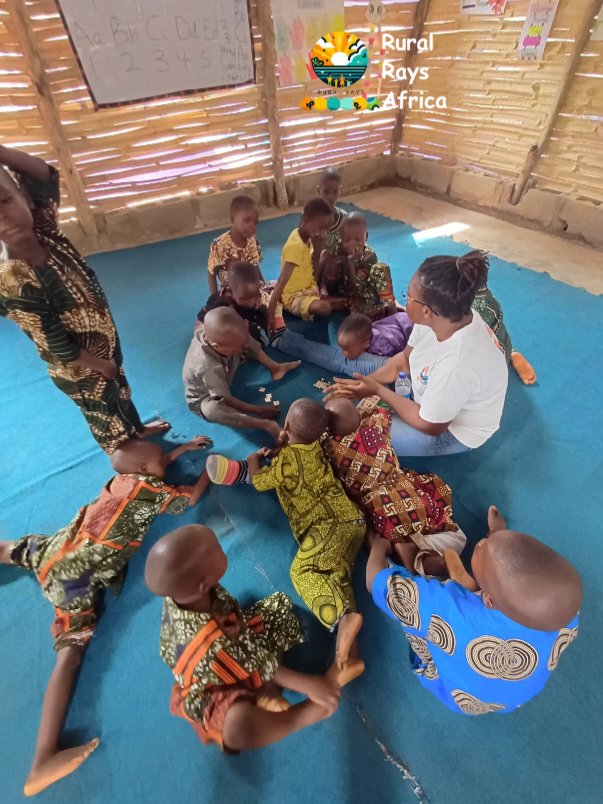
[0,0,601,233]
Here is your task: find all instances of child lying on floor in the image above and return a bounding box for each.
[145,525,341,753]
[0,437,210,796]
[267,198,345,330]
[183,307,298,443]
[271,311,412,379]
[323,396,466,575]
[317,212,397,320]
[206,399,366,684]
[367,505,582,715]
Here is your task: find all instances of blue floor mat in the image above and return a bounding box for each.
[1,205,602,803]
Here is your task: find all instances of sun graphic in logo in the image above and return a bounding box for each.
[310,32,369,88]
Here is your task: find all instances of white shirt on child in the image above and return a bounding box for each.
[407,312,508,448]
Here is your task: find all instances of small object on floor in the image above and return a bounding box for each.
[259,387,266,393]
[313,378,330,391]
[265,393,273,402]
[511,350,536,385]
[273,400,280,407]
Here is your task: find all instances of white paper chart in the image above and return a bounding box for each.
[56,0,255,107]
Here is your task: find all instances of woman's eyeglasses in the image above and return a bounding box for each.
[401,291,440,316]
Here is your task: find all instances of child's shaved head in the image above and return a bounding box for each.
[204,306,249,355]
[340,211,367,234]
[471,530,583,631]
[145,525,227,604]
[110,439,165,477]
[229,260,261,288]
[230,195,257,218]
[337,314,372,359]
[285,398,329,444]
[324,398,360,437]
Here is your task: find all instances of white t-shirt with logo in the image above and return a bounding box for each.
[407,312,508,448]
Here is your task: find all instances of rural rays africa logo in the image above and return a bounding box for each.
[311,32,368,87]
[302,31,379,112]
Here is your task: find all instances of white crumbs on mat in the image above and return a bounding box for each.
[313,378,330,391]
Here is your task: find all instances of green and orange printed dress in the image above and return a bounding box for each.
[160,587,303,748]
[10,474,191,650]
[0,165,146,453]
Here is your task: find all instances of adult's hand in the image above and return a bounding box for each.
[324,373,381,400]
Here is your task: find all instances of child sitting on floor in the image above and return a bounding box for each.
[197,260,288,345]
[267,198,344,330]
[207,195,266,295]
[323,396,466,575]
[0,436,211,796]
[318,212,397,320]
[470,255,536,384]
[183,307,298,443]
[315,167,347,295]
[206,398,366,683]
[367,505,582,715]
[145,525,341,753]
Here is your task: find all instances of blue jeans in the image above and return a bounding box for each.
[273,329,386,377]
[389,418,472,457]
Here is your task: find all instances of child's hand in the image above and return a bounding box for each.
[303,677,341,715]
[368,532,391,555]
[187,435,212,450]
[254,405,280,420]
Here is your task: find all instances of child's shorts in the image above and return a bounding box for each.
[411,528,467,576]
[10,534,100,651]
[170,683,257,754]
[283,286,320,320]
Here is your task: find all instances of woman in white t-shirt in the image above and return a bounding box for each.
[326,251,509,456]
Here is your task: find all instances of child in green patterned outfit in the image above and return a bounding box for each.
[207,398,367,685]
[145,524,340,752]
[0,436,210,797]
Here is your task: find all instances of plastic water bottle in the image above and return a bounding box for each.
[395,371,412,398]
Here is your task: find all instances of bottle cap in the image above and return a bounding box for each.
[398,371,407,379]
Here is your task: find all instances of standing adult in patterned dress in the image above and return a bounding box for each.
[0,145,169,453]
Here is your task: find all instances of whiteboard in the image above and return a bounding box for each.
[56,0,255,107]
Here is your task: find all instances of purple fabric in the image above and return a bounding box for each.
[370,312,413,357]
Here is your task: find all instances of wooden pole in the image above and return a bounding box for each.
[510,0,601,205]
[4,0,101,246]
[257,1,288,209]
[390,0,432,155]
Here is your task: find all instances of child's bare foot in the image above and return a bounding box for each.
[444,549,479,592]
[327,658,365,686]
[0,540,14,563]
[487,505,506,534]
[271,360,301,381]
[139,419,171,438]
[511,351,536,385]
[335,612,363,667]
[24,739,100,797]
[256,681,291,712]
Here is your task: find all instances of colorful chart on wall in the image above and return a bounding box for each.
[591,2,603,41]
[55,0,255,107]
[272,0,345,87]
[460,0,507,14]
[517,0,560,61]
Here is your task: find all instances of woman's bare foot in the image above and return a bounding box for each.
[327,658,365,686]
[271,360,301,381]
[487,505,507,534]
[511,351,536,385]
[24,739,100,797]
[335,612,363,667]
[138,419,171,438]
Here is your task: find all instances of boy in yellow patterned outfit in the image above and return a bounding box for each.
[0,437,210,797]
[207,398,366,683]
